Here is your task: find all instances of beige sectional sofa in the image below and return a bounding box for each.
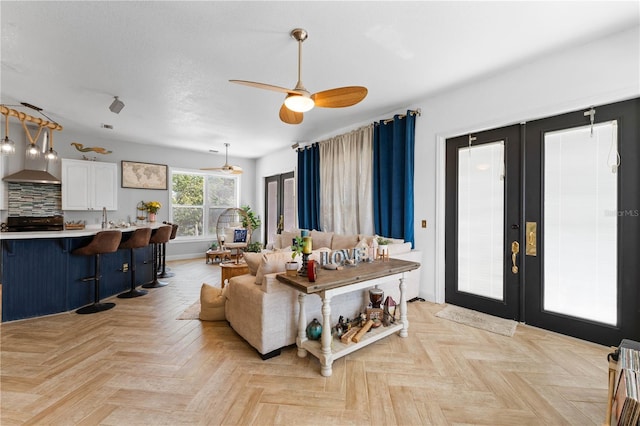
[225,230,421,358]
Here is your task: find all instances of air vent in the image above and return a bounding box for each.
[101,123,113,130]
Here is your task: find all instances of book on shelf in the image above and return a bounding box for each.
[613,340,640,425]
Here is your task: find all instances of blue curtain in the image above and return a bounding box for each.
[297,143,320,230]
[373,111,416,246]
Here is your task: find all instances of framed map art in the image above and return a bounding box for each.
[121,161,168,190]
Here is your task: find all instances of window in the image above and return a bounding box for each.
[170,169,239,239]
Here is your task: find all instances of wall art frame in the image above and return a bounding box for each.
[121,160,168,190]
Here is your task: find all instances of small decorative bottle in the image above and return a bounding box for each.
[306,318,322,340]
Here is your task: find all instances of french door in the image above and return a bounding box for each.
[445,125,521,320]
[445,98,640,346]
[264,172,295,245]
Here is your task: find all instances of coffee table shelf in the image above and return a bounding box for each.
[301,322,403,361]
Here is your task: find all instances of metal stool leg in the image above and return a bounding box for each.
[156,242,175,278]
[142,243,168,288]
[76,253,116,314]
[118,248,148,298]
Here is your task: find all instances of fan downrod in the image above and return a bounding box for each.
[290,28,308,43]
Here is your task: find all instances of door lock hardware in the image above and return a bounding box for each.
[511,241,520,274]
[526,222,537,256]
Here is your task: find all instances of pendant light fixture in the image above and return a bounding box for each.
[1,112,16,155]
[44,127,58,161]
[23,120,43,160]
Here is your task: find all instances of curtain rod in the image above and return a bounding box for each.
[380,108,421,125]
[294,108,422,150]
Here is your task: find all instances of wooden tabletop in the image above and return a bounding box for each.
[276,258,420,294]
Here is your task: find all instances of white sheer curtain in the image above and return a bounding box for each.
[318,125,374,235]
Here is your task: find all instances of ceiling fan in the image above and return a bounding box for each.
[201,143,243,174]
[230,28,368,125]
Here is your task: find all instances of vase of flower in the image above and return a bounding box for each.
[144,201,161,223]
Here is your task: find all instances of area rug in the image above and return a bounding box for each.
[435,305,517,337]
[177,301,201,320]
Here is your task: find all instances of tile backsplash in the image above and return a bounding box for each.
[8,183,63,216]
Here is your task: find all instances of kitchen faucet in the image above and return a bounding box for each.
[101,207,108,229]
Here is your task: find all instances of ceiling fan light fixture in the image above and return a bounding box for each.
[284,94,314,112]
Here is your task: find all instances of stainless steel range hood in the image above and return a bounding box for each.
[3,151,61,184]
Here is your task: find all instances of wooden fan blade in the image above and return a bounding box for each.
[311,86,368,108]
[279,104,303,125]
[229,80,302,95]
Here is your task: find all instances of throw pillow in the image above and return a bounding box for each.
[243,252,262,276]
[310,230,334,249]
[255,251,293,285]
[233,229,247,243]
[199,283,227,321]
[331,234,359,250]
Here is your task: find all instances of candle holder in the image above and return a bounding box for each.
[299,252,310,277]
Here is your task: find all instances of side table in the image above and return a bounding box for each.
[220,262,249,288]
[206,249,231,264]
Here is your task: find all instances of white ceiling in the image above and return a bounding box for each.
[1,1,638,159]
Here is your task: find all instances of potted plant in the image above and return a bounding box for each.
[241,205,261,232]
[377,237,389,259]
[286,236,304,276]
[246,241,263,253]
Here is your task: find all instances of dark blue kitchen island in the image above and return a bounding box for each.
[1,226,158,322]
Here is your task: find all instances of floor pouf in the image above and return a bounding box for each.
[199,283,227,321]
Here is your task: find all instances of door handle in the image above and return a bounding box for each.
[511,241,520,274]
[526,222,537,256]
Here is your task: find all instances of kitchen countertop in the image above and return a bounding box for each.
[0,223,166,240]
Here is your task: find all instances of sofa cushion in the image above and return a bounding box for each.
[199,283,227,321]
[331,234,359,250]
[243,252,262,276]
[388,242,412,256]
[310,230,333,249]
[255,251,294,285]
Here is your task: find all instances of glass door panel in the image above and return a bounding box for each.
[457,141,505,300]
[265,180,278,246]
[264,172,295,244]
[283,175,296,231]
[543,121,618,325]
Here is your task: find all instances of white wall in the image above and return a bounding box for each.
[254,26,640,303]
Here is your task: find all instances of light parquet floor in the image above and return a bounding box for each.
[1,258,611,425]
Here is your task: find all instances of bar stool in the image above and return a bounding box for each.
[142,225,172,288]
[73,230,122,314]
[117,227,152,299]
[157,223,178,278]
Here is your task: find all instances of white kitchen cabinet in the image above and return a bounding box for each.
[61,159,118,210]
